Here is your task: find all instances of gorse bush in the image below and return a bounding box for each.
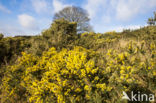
[77,32,119,50]
[0,18,156,103]
[42,18,77,50]
[1,47,98,102]
[0,36,31,65]
[1,41,156,103]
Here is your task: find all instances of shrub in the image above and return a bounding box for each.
[1,41,156,103]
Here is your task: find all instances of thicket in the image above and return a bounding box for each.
[0,19,156,103]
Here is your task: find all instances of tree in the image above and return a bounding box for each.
[147,11,156,25]
[154,11,156,21]
[53,6,93,33]
[147,17,155,25]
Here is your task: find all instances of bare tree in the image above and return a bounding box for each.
[53,6,93,33]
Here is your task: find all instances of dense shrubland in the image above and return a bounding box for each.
[0,18,156,103]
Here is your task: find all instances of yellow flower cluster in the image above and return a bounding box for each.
[1,41,155,103]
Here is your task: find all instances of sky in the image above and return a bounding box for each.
[0,0,156,36]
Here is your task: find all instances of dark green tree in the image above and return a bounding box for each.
[53,6,93,33]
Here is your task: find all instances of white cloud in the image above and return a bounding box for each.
[0,23,41,37]
[84,0,156,22]
[0,3,11,13]
[84,0,105,18]
[112,25,142,32]
[52,0,69,13]
[94,23,144,33]
[114,0,156,21]
[0,25,24,36]
[18,14,39,30]
[102,15,111,24]
[82,0,156,33]
[31,0,48,13]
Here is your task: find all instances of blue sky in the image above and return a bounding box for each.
[0,0,156,36]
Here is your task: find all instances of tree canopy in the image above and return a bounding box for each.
[53,6,93,33]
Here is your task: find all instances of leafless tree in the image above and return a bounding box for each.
[53,6,93,33]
